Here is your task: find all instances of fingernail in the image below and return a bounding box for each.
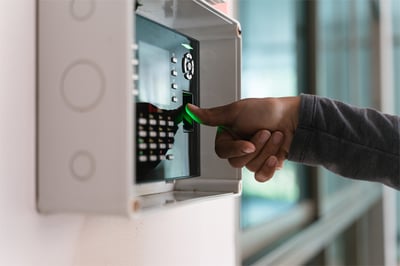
[242,146,255,154]
[272,132,283,145]
[187,103,198,110]
[267,157,277,168]
[259,130,271,143]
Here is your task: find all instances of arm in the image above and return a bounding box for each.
[288,94,400,189]
[187,94,400,190]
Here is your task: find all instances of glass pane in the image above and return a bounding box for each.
[239,0,301,229]
[394,0,400,115]
[392,0,400,262]
[316,0,377,196]
[317,0,374,107]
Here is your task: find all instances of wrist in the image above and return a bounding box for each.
[280,96,300,134]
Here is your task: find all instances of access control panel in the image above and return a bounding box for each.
[37,0,241,215]
[135,15,200,183]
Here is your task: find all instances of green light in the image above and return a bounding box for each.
[217,126,224,134]
[183,112,193,125]
[181,43,193,50]
[185,104,202,124]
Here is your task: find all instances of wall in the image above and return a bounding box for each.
[0,1,239,265]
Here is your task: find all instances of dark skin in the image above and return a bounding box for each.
[187,96,301,182]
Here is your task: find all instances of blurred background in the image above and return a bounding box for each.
[217,0,400,264]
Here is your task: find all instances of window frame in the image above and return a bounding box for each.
[238,0,396,264]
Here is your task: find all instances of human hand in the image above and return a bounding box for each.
[216,127,286,181]
[186,96,300,181]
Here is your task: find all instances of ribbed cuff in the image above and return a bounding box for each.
[287,94,316,163]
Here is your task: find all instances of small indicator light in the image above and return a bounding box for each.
[181,43,193,50]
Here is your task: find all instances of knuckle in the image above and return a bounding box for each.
[214,145,226,159]
[245,163,259,173]
[228,158,244,168]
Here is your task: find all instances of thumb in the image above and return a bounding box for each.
[186,103,235,127]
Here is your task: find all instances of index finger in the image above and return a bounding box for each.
[186,103,237,127]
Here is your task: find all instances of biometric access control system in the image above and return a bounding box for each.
[135,15,200,183]
[37,0,241,215]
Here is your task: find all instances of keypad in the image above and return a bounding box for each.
[136,103,177,164]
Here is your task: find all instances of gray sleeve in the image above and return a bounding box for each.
[288,94,400,190]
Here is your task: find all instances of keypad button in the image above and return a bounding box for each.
[149,143,157,149]
[139,155,147,162]
[139,143,147,149]
[149,119,157,125]
[138,118,147,125]
[184,73,192,80]
[185,53,192,60]
[166,154,174,160]
[138,131,147,137]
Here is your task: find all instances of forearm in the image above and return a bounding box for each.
[288,94,400,190]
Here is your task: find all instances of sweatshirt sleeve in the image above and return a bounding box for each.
[288,94,400,190]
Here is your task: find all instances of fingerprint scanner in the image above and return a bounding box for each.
[183,92,195,132]
[185,104,202,125]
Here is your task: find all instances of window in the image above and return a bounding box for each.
[239,0,304,230]
[391,0,400,262]
[236,0,393,265]
[316,0,379,200]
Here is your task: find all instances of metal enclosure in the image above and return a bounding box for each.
[37,0,241,216]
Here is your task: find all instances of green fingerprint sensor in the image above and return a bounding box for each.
[185,103,202,125]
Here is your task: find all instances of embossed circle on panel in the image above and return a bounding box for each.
[61,60,105,112]
[70,0,96,21]
[70,150,96,181]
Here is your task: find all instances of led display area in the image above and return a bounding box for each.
[135,15,200,183]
